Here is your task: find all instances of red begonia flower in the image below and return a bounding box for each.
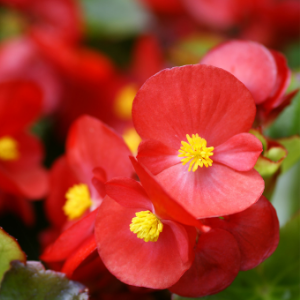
[95,157,207,289]
[44,115,134,229]
[41,116,134,277]
[203,195,279,271]
[134,64,264,218]
[201,40,297,125]
[0,80,48,199]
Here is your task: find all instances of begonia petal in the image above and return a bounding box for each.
[213,133,263,171]
[263,50,291,111]
[204,196,279,271]
[164,220,196,265]
[66,115,134,195]
[137,139,181,175]
[61,235,97,277]
[41,209,98,262]
[105,178,153,210]
[95,196,193,289]
[201,40,277,104]
[133,64,256,148]
[155,163,264,218]
[45,156,79,229]
[130,157,204,229]
[170,228,241,297]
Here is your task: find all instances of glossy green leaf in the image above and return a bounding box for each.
[0,261,89,300]
[277,135,300,173]
[81,0,151,39]
[173,214,300,300]
[0,228,26,283]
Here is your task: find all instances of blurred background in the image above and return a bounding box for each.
[0,0,299,299]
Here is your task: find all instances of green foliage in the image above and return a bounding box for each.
[80,0,151,39]
[0,261,89,300]
[277,135,300,173]
[0,228,26,283]
[173,214,300,300]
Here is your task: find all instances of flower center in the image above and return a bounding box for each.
[0,136,19,161]
[114,84,138,120]
[178,134,214,172]
[130,210,163,242]
[63,184,92,220]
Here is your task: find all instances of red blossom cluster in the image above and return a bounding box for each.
[0,0,298,299]
[41,65,281,298]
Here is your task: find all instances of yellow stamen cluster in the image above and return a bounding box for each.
[130,210,163,242]
[63,184,92,220]
[178,134,214,172]
[0,136,19,161]
[114,84,138,120]
[122,128,141,154]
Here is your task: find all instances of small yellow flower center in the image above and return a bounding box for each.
[114,84,138,120]
[178,134,214,172]
[63,184,92,220]
[122,128,141,154]
[130,210,163,242]
[0,136,19,161]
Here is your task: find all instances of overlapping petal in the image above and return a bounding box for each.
[66,115,134,195]
[204,196,279,270]
[213,133,263,171]
[170,228,241,297]
[155,162,264,218]
[133,64,256,148]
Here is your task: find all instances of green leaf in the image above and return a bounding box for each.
[0,261,89,300]
[277,135,300,173]
[81,0,151,39]
[173,215,300,300]
[0,228,26,283]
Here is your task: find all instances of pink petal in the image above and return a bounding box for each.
[204,196,279,270]
[41,209,98,262]
[155,163,264,218]
[130,157,204,229]
[201,40,277,104]
[61,235,98,277]
[137,139,181,175]
[170,228,241,297]
[213,133,263,171]
[105,178,153,210]
[133,64,256,148]
[66,115,134,194]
